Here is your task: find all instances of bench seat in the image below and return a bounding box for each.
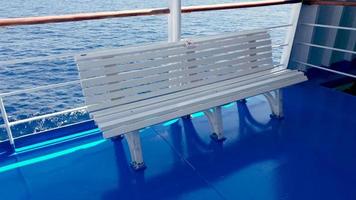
[76,29,307,170]
[96,68,304,137]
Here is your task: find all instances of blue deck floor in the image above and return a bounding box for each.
[0,81,356,200]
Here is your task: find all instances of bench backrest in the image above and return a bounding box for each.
[76,29,273,111]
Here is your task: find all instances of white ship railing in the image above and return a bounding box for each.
[293,39,356,78]
[0,0,303,148]
[292,2,356,79]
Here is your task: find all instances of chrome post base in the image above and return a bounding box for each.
[237,99,247,104]
[210,132,226,142]
[126,131,146,171]
[204,106,226,142]
[111,134,124,141]
[130,161,147,171]
[263,89,284,119]
[270,113,284,120]
[182,115,191,120]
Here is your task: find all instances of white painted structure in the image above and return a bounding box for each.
[76,29,307,170]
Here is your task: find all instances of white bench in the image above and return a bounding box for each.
[75,29,307,170]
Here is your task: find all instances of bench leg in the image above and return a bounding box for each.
[263,89,284,119]
[125,131,146,171]
[204,106,226,142]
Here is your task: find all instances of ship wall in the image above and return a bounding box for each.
[289,2,355,80]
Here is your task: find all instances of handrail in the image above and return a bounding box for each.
[294,60,356,79]
[0,0,300,27]
[182,0,300,12]
[9,106,87,126]
[301,23,356,31]
[0,80,81,98]
[0,8,169,27]
[297,42,356,55]
[304,0,356,6]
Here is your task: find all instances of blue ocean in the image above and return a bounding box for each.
[0,0,292,140]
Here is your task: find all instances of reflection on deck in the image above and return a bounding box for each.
[0,81,356,200]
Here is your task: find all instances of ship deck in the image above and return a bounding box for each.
[1,80,356,200]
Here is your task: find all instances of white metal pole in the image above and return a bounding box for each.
[168,0,181,42]
[280,2,302,68]
[320,7,344,67]
[0,97,15,147]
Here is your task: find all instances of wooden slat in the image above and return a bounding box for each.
[94,69,291,123]
[77,32,269,73]
[76,29,268,61]
[104,73,306,137]
[79,35,273,104]
[104,59,271,99]
[86,62,274,107]
[85,56,271,99]
[84,53,272,104]
[89,67,282,115]
[81,45,272,93]
[79,38,271,80]
[79,40,271,80]
[101,71,303,128]
[100,70,305,131]
[99,71,293,127]
[83,53,271,97]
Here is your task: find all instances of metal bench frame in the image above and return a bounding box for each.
[76,29,307,170]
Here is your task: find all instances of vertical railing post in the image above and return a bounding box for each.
[280,2,302,68]
[168,0,181,42]
[0,97,15,148]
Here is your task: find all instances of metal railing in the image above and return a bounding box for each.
[0,0,300,27]
[304,0,356,7]
[0,0,303,148]
[291,3,356,79]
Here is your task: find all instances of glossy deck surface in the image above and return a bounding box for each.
[1,81,356,200]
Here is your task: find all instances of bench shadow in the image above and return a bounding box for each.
[237,101,280,138]
[102,139,147,200]
[102,104,286,200]
[102,84,356,200]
